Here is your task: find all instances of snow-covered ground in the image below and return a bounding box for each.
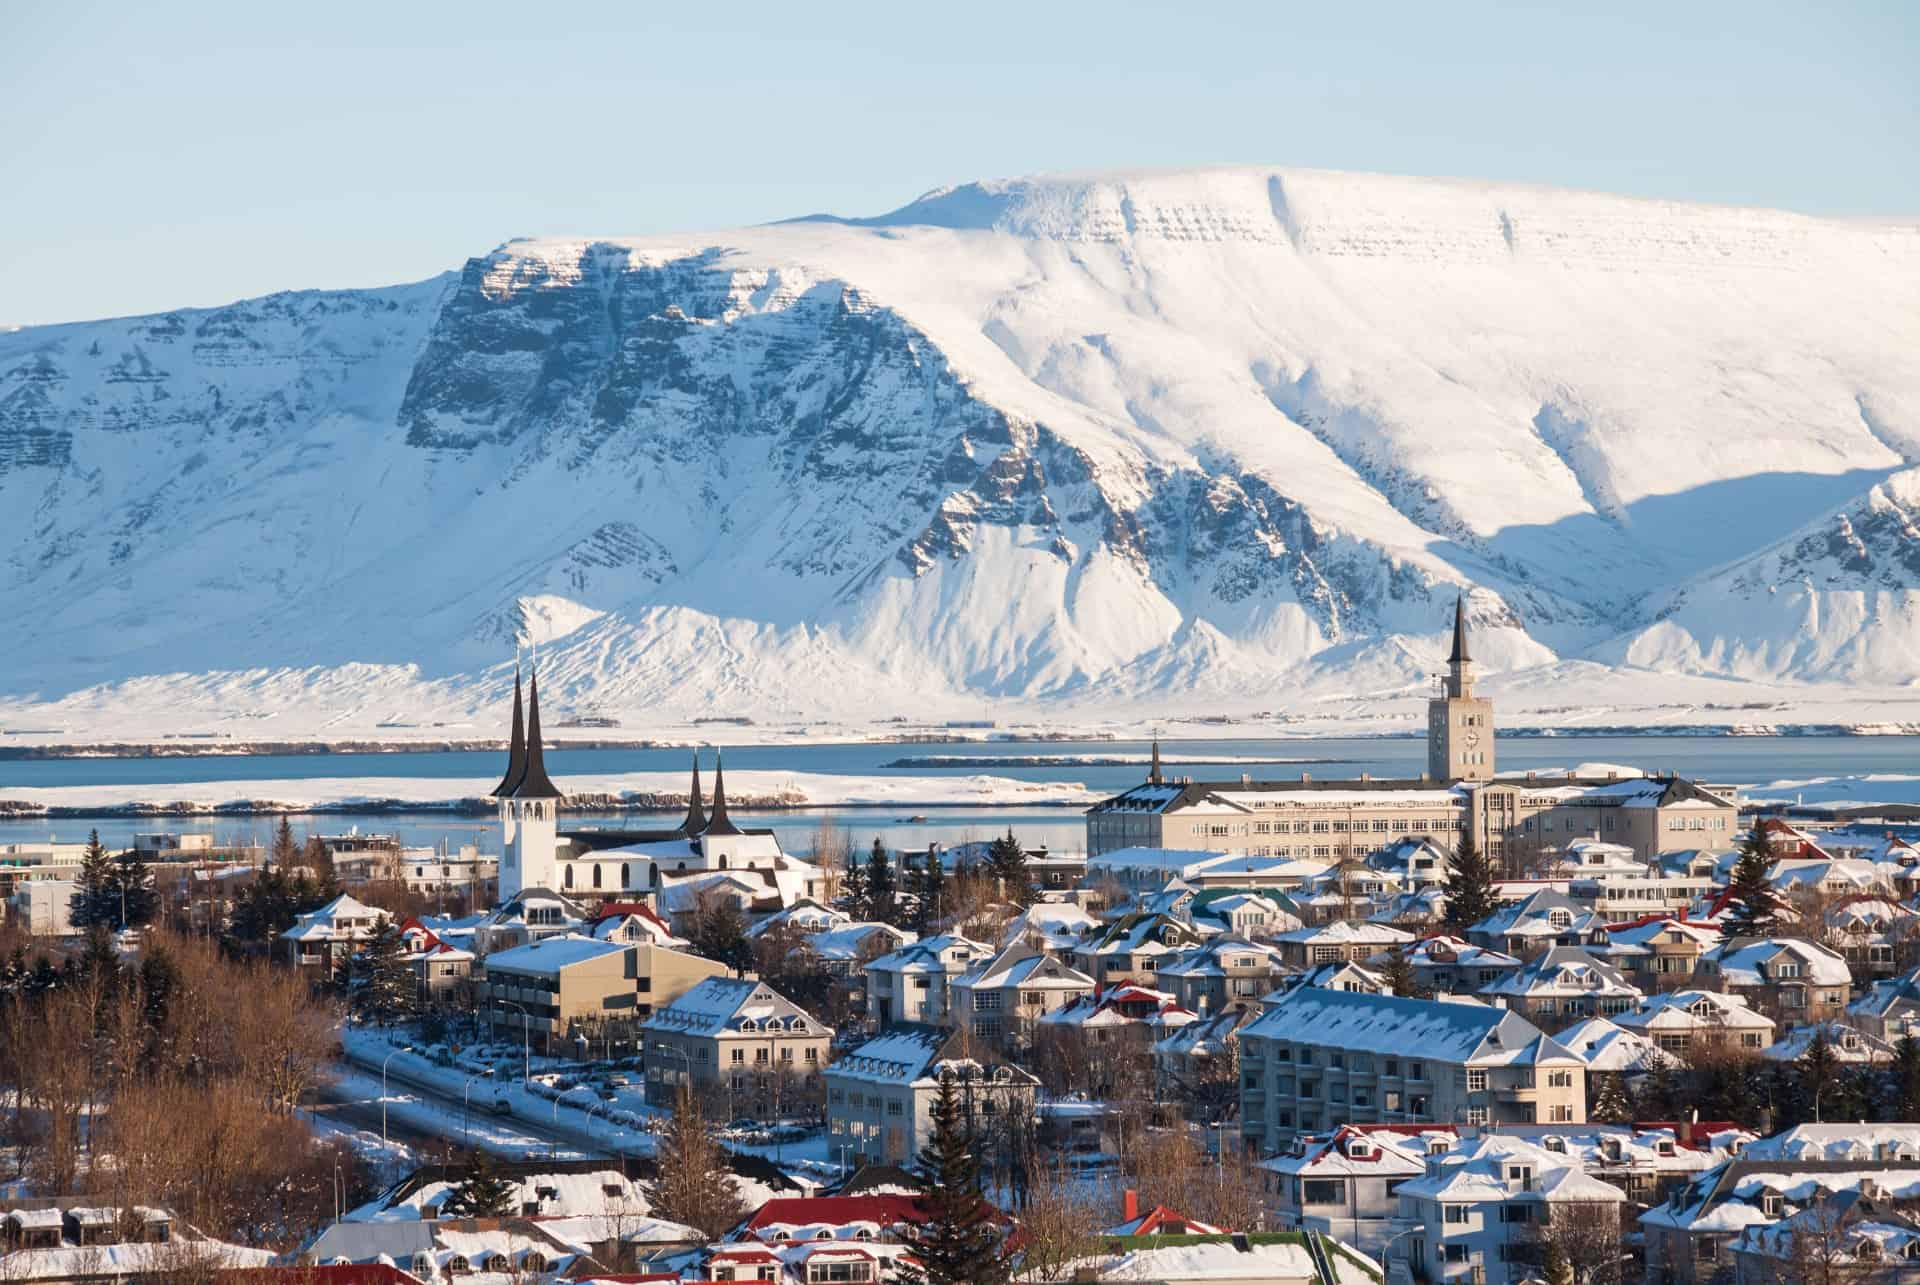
[1,166,1917,742]
[1745,774,1920,810]
[0,768,1098,814]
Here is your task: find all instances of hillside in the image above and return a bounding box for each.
[2,166,1917,742]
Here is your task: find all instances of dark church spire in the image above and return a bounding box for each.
[703,749,743,837]
[1148,733,1164,786]
[509,668,562,800]
[680,749,708,835]
[491,666,526,798]
[1448,594,1472,665]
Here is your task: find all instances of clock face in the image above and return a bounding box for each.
[1463,730,1481,748]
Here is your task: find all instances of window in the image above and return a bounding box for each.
[1500,1205,1532,1223]
[1547,1069,1573,1088]
[1302,1179,1347,1204]
[1445,1205,1469,1225]
[1466,1069,1488,1092]
[1443,1245,1469,1264]
[973,992,1001,1011]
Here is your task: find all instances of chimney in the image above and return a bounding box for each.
[1123,1189,1139,1224]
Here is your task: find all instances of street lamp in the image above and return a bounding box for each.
[650,1042,693,1109]
[463,1075,483,1149]
[380,1046,414,1149]
[499,999,535,1082]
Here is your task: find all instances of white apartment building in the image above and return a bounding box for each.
[825,1024,1037,1167]
[862,934,992,1029]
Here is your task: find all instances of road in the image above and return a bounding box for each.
[335,1045,618,1161]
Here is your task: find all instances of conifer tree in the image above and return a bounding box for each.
[1894,1033,1920,1122]
[903,1075,1009,1285]
[689,895,751,972]
[302,834,341,897]
[644,1088,745,1241]
[1637,1050,1680,1120]
[269,816,299,870]
[442,1149,519,1218]
[839,859,871,922]
[1589,1071,1633,1125]
[110,848,158,929]
[866,840,898,925]
[70,830,116,930]
[357,918,418,1023]
[1440,831,1498,936]
[1378,944,1428,999]
[984,830,1035,908]
[1723,830,1780,939]
[1800,1026,1840,1123]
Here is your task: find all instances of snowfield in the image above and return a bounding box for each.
[1,165,1916,742]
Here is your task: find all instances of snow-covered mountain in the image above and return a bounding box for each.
[3,166,1918,741]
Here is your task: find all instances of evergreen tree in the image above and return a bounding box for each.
[357,918,418,1023]
[1540,1238,1573,1285]
[1800,1026,1840,1123]
[1637,1050,1680,1120]
[441,1150,519,1218]
[1589,1071,1633,1125]
[689,896,751,972]
[1723,830,1780,939]
[866,840,898,925]
[1894,1034,1920,1122]
[643,1088,745,1241]
[1378,944,1428,999]
[137,946,181,1045]
[903,1075,1009,1285]
[269,816,299,870]
[839,858,871,922]
[109,848,158,929]
[911,848,947,935]
[1440,831,1498,936]
[77,927,123,1000]
[302,834,341,897]
[984,830,1035,908]
[69,830,116,930]
[26,955,60,996]
[0,946,26,996]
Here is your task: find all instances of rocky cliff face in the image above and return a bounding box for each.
[1,167,1916,736]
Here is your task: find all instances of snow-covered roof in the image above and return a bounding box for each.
[1702,936,1853,987]
[1480,947,1640,1001]
[1762,1021,1896,1064]
[1244,987,1575,1066]
[1553,1017,1674,1071]
[1271,920,1412,946]
[641,977,828,1038]
[483,933,629,975]
[1615,989,1774,1034]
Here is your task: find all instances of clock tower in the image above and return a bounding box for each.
[1428,596,1495,782]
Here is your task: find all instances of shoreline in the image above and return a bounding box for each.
[2,722,1919,761]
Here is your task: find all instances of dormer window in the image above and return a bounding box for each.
[740,1018,758,1032]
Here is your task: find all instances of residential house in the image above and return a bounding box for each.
[1613,989,1775,1056]
[641,977,832,1110]
[1396,936,1522,995]
[472,887,589,954]
[1466,889,1602,957]
[1760,1021,1896,1065]
[1391,1134,1626,1285]
[1729,1190,1920,1285]
[1185,888,1303,937]
[1479,946,1642,1027]
[1825,897,1914,977]
[1257,1125,1431,1255]
[1152,935,1288,1016]
[948,945,1094,1049]
[1238,989,1587,1152]
[282,893,384,980]
[1552,1016,1676,1077]
[1036,984,1196,1096]
[1585,915,1722,991]
[1071,912,1204,987]
[862,934,990,1029]
[1850,966,1920,1040]
[716,1194,931,1285]
[1270,920,1413,969]
[997,902,1101,952]
[1696,937,1854,1025]
[1153,1005,1260,1111]
[395,918,476,1007]
[587,901,685,948]
[825,1025,1038,1168]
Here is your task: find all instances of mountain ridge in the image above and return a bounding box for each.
[2,166,1917,741]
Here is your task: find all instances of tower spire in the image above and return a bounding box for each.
[680,749,708,835]
[704,749,743,837]
[491,665,527,797]
[1448,594,1471,665]
[1148,733,1164,786]
[510,667,561,799]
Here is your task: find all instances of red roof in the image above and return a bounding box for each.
[744,1196,927,1233]
[592,902,673,933]
[222,1267,426,1285]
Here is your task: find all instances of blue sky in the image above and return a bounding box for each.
[4,1,1915,326]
